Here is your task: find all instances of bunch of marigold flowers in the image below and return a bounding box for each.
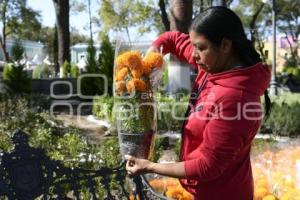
[114,51,163,96]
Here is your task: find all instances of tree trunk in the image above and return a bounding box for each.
[0,0,9,62]
[168,0,194,93]
[0,37,9,62]
[158,0,170,31]
[169,0,193,33]
[53,0,70,69]
[53,25,59,74]
[88,0,93,41]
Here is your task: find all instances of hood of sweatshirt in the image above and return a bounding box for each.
[207,62,271,96]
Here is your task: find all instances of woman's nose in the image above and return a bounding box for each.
[192,49,200,60]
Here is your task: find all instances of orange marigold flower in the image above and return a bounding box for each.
[131,68,143,78]
[129,194,140,200]
[115,67,128,81]
[126,80,135,93]
[254,187,269,199]
[165,186,183,199]
[120,51,142,70]
[166,178,179,187]
[262,195,276,200]
[115,81,126,94]
[149,179,166,193]
[182,190,194,200]
[133,79,148,92]
[126,79,148,93]
[143,52,163,69]
[115,55,127,70]
[142,60,153,76]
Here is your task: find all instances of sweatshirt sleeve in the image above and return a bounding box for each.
[152,31,197,68]
[183,98,257,181]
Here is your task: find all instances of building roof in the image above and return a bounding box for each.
[6,38,44,49]
[71,43,101,50]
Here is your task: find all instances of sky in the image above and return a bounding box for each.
[26,0,156,43]
[27,0,98,37]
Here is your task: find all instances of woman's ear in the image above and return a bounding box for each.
[221,38,233,54]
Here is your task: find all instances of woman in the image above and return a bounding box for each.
[125,6,271,200]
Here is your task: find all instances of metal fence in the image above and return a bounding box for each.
[0,129,169,200]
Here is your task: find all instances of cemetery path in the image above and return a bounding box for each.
[56,114,111,144]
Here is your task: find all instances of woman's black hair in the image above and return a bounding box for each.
[190,6,271,119]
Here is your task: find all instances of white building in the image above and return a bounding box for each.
[70,43,101,70]
[0,39,47,91]
[0,39,46,62]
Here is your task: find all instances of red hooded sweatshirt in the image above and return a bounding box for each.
[152,31,271,200]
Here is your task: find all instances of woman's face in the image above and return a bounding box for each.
[189,31,230,73]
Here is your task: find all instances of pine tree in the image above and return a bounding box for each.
[3,40,31,94]
[80,39,103,96]
[98,36,114,96]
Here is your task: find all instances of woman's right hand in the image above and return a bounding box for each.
[146,45,161,55]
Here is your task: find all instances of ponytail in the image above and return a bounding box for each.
[263,90,272,120]
[234,38,262,67]
[236,39,271,120]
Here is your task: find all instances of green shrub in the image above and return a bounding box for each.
[11,40,24,62]
[152,136,170,162]
[62,60,71,78]
[0,96,125,198]
[98,137,121,167]
[293,68,300,77]
[271,92,300,105]
[26,94,51,110]
[174,138,181,156]
[93,96,115,122]
[261,102,300,137]
[71,64,79,78]
[284,56,297,68]
[41,64,51,78]
[32,66,40,79]
[80,40,104,96]
[251,138,276,156]
[157,95,187,132]
[163,65,169,90]
[283,66,293,74]
[32,64,52,79]
[3,63,31,94]
[3,40,31,94]
[98,36,114,96]
[283,66,300,80]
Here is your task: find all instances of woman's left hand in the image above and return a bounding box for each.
[125,155,154,176]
